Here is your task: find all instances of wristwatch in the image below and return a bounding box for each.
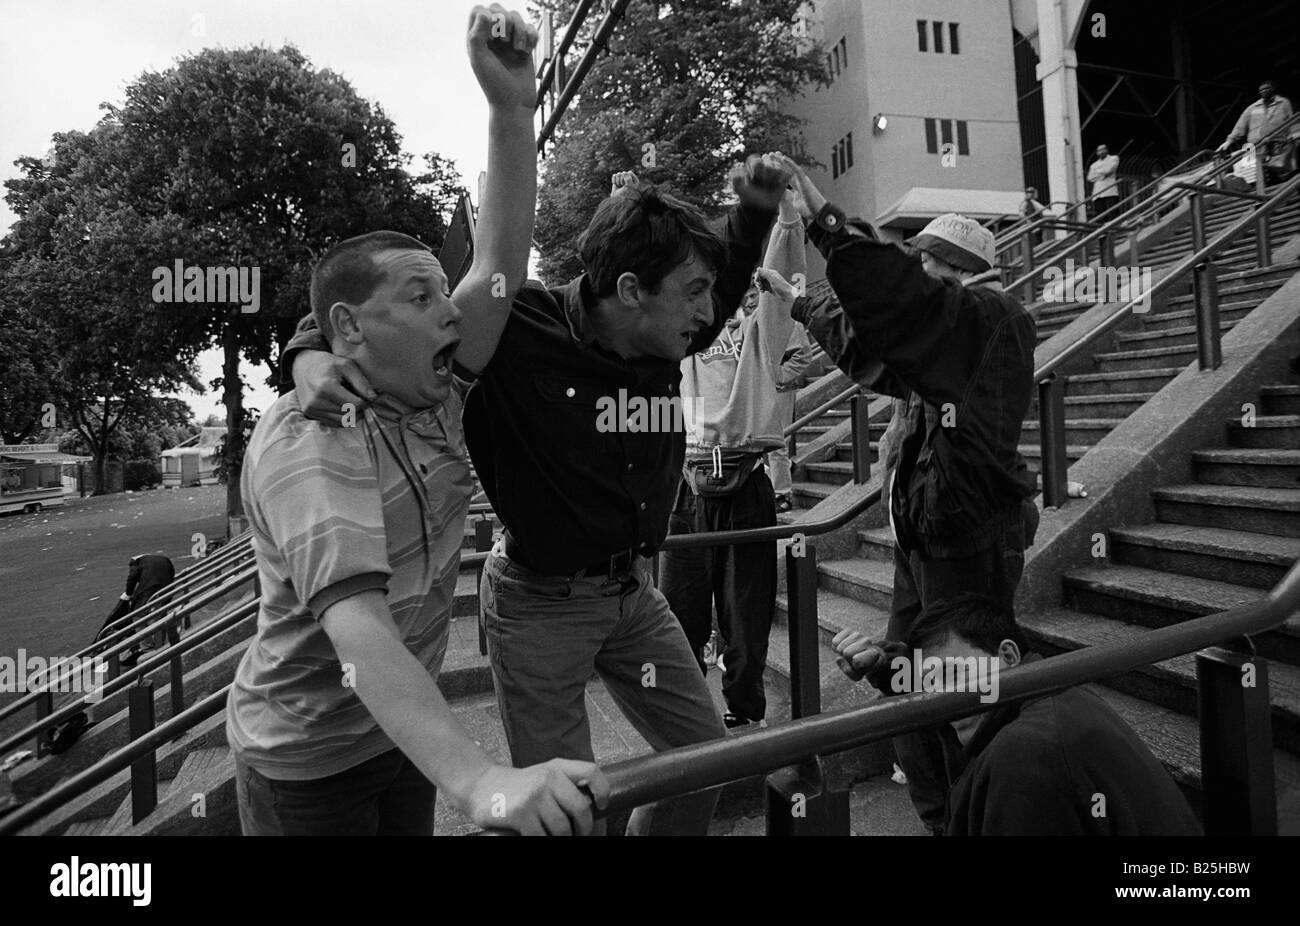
[813,202,847,233]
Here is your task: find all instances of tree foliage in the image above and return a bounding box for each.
[2,45,466,515]
[531,0,827,283]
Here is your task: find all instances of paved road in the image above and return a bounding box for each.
[0,486,228,741]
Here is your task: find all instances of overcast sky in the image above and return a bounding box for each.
[1,0,520,422]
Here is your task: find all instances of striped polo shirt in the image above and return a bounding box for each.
[226,388,471,780]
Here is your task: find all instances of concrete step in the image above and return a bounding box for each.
[1051,392,1155,419]
[1137,300,1257,332]
[1021,606,1300,757]
[1192,448,1300,488]
[803,461,855,485]
[1162,274,1295,310]
[1108,523,1300,590]
[815,558,894,611]
[791,481,838,509]
[1062,564,1300,664]
[1262,385,1300,416]
[1153,483,1300,538]
[131,746,237,835]
[855,526,895,563]
[1094,343,1195,373]
[1062,367,1182,396]
[1019,417,1122,445]
[1114,320,1236,349]
[1227,414,1300,450]
[832,440,881,463]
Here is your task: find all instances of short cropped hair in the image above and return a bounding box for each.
[577,184,727,298]
[310,231,432,343]
[904,593,1029,655]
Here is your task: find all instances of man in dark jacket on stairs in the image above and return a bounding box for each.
[834,594,1201,835]
[781,158,1040,834]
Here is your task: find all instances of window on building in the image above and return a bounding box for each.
[918,20,962,54]
[845,132,854,168]
[838,36,847,70]
[832,144,840,179]
[924,118,971,156]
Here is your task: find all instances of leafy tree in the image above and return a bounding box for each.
[3,46,466,522]
[531,0,827,283]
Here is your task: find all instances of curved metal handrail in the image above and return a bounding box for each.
[599,557,1300,813]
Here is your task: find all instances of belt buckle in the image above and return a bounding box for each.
[608,548,635,578]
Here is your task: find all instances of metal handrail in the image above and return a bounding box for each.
[0,594,258,760]
[9,533,254,699]
[599,557,1300,813]
[1036,171,1300,383]
[1,555,256,721]
[1006,110,1300,298]
[783,384,859,437]
[0,686,233,836]
[995,147,1214,255]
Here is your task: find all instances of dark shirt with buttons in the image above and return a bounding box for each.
[281,203,776,576]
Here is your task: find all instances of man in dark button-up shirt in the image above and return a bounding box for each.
[285,155,791,834]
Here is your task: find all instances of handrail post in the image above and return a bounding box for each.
[1189,190,1206,251]
[765,541,849,835]
[166,622,185,718]
[1197,648,1275,835]
[1128,225,1141,270]
[1038,375,1069,509]
[128,682,158,825]
[786,543,820,719]
[475,518,494,657]
[1255,210,1272,269]
[33,690,54,756]
[850,394,872,485]
[1098,231,1114,267]
[1192,260,1221,371]
[1020,231,1035,304]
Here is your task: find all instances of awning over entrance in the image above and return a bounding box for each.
[0,444,90,465]
[876,187,1028,230]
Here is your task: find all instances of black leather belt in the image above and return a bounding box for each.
[503,534,639,580]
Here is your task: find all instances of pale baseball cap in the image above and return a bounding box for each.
[906,213,995,274]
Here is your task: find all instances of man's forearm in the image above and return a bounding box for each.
[453,105,537,373]
[323,592,494,804]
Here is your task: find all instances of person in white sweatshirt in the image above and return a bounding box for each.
[658,183,805,728]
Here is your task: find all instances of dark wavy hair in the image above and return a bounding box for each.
[577,183,727,298]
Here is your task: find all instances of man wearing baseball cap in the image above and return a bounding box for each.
[781,159,1038,835]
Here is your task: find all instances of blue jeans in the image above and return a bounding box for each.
[235,748,435,836]
[481,540,727,835]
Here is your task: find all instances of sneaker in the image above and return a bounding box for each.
[723,712,767,730]
[776,495,793,513]
[716,652,726,674]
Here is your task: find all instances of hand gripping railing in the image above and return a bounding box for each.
[594,557,1300,836]
[1034,169,1300,508]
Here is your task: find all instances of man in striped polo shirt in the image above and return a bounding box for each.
[226,5,607,836]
